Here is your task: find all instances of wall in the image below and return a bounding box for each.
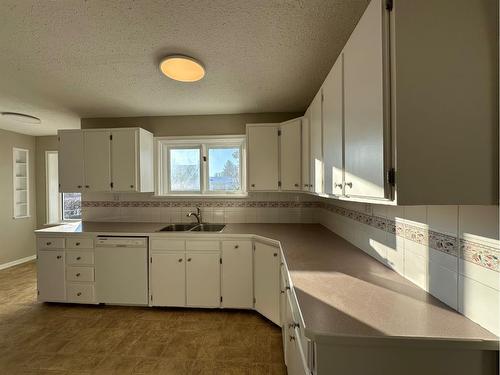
[318,199,500,336]
[35,136,58,228]
[81,112,302,136]
[0,128,37,267]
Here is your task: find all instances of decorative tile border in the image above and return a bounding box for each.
[319,201,498,272]
[82,200,321,209]
[81,199,499,272]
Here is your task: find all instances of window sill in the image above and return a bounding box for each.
[152,193,249,199]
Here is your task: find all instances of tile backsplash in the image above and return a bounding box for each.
[81,192,499,336]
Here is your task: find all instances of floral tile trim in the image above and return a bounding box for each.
[461,239,500,273]
[82,200,321,209]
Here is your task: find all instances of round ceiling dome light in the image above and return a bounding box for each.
[1,112,41,125]
[159,55,205,82]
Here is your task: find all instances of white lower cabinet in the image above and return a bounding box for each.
[254,241,281,325]
[66,283,95,304]
[37,250,66,302]
[186,252,221,308]
[151,252,186,306]
[221,240,253,308]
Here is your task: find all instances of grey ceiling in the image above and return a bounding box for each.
[0,0,369,135]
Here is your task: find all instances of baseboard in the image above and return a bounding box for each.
[0,254,36,271]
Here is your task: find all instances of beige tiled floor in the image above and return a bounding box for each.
[0,262,286,374]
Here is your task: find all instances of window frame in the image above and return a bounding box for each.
[45,150,60,224]
[156,135,247,197]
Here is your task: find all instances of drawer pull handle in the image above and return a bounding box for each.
[77,292,82,296]
[187,258,192,262]
[76,256,82,260]
[178,258,183,262]
[56,255,62,259]
[76,273,81,277]
[46,242,52,246]
[234,245,239,249]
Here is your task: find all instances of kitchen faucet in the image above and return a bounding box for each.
[187,207,202,224]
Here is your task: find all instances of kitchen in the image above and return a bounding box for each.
[0,0,499,374]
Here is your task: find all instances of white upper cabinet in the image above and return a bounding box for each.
[247,124,279,191]
[58,127,154,193]
[58,130,85,192]
[301,115,311,192]
[322,54,344,197]
[84,130,112,192]
[309,91,323,194]
[343,0,387,200]
[280,118,302,191]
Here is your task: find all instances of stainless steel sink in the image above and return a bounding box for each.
[157,223,225,232]
[190,224,226,232]
[158,223,199,232]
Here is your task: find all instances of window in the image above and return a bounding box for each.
[45,151,81,223]
[157,136,246,196]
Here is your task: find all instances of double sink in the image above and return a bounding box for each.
[157,223,225,232]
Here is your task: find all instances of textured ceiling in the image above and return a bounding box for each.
[0,0,369,135]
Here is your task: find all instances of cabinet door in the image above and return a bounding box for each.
[301,116,310,191]
[280,119,302,191]
[221,241,253,308]
[254,242,280,325]
[323,55,344,196]
[247,125,279,191]
[58,131,84,192]
[111,129,138,192]
[151,252,185,306]
[37,250,66,302]
[309,91,323,194]
[343,0,387,199]
[186,252,220,307]
[84,131,111,191]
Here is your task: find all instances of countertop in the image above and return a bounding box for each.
[36,222,499,348]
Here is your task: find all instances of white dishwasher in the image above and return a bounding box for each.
[95,237,148,305]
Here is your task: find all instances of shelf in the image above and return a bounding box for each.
[16,202,27,206]
[13,147,29,219]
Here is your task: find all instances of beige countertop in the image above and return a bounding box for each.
[36,222,499,348]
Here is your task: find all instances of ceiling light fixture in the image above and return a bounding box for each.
[1,112,41,125]
[159,55,205,82]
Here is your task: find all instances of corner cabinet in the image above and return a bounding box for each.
[58,127,154,193]
[304,0,498,205]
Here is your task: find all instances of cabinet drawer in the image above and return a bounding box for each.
[221,240,252,252]
[37,237,65,250]
[151,238,185,251]
[67,283,95,304]
[66,266,94,282]
[66,251,94,265]
[66,238,94,249]
[186,240,220,251]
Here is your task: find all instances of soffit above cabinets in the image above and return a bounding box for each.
[0,0,370,135]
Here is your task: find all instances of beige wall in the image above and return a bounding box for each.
[35,136,59,228]
[81,112,302,136]
[0,128,36,266]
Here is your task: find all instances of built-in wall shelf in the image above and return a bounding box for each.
[13,148,29,219]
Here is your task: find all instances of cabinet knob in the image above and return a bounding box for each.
[345,182,353,188]
[77,292,82,297]
[76,273,81,277]
[178,258,183,262]
[273,253,278,257]
[85,185,90,188]
[130,185,134,188]
[334,183,343,188]
[234,245,239,249]
[294,183,299,187]
[46,242,52,246]
[251,184,255,187]
[75,242,80,246]
[288,322,299,329]
[56,255,62,259]
[280,290,285,294]
[289,335,296,341]
[187,258,192,262]
[76,256,81,260]
[77,185,82,189]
